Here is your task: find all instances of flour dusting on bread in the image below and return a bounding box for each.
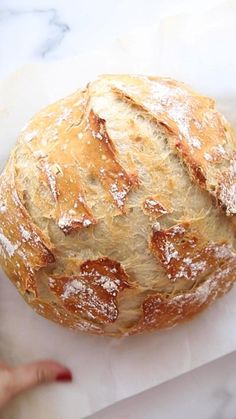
[0,74,236,336]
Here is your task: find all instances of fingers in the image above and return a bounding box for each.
[13,360,72,388]
[0,360,72,408]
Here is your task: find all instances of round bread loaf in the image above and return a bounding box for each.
[1,74,236,336]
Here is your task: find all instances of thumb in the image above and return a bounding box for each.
[0,360,72,407]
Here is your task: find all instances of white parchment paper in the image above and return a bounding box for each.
[1,2,236,418]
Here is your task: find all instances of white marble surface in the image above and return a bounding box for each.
[1,0,236,418]
[0,0,227,80]
[89,351,236,419]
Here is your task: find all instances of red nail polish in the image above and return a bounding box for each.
[56,370,73,382]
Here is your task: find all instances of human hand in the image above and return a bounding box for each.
[0,360,72,409]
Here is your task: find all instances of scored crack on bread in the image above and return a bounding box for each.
[0,74,236,336]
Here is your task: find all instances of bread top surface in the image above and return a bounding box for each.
[1,74,236,336]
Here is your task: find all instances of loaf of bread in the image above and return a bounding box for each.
[1,74,236,336]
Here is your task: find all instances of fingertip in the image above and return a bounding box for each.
[32,361,73,383]
[55,369,73,382]
[16,360,73,386]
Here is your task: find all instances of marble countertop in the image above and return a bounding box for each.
[1,0,236,418]
[0,0,226,81]
[90,352,236,419]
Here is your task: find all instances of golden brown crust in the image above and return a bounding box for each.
[150,223,234,283]
[30,297,104,334]
[130,259,236,334]
[48,258,132,324]
[19,91,137,236]
[107,75,236,215]
[1,74,236,336]
[143,196,172,217]
[0,162,55,294]
[20,90,96,234]
[216,154,236,216]
[87,110,138,211]
[33,142,96,235]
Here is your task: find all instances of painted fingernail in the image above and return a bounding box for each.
[56,370,73,382]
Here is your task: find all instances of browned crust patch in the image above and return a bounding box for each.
[48,257,132,324]
[0,164,55,294]
[216,155,236,216]
[131,257,236,333]
[30,298,103,334]
[143,196,172,217]
[150,223,235,282]
[84,110,138,211]
[19,90,138,234]
[20,90,96,234]
[39,154,96,235]
[106,74,235,215]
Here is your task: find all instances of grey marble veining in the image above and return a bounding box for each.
[0,0,218,80]
[0,8,70,58]
[212,389,235,419]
